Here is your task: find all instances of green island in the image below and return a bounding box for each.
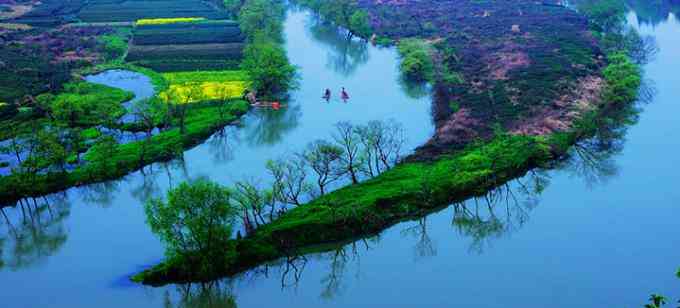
[130,0,644,285]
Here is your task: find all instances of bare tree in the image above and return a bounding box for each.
[355,119,406,177]
[332,121,362,184]
[266,157,312,206]
[233,179,268,232]
[302,140,344,195]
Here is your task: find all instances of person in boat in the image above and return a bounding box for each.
[340,87,349,102]
[322,88,331,101]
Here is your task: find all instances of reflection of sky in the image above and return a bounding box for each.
[231,11,680,308]
[0,8,433,308]
[2,7,679,308]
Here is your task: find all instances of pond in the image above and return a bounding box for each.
[0,5,679,308]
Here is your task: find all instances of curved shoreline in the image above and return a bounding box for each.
[133,51,642,285]
[0,67,250,207]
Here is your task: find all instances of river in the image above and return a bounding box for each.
[1,5,679,308]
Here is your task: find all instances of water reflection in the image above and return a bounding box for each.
[0,195,69,270]
[208,127,240,164]
[211,82,655,300]
[554,82,653,187]
[243,105,303,147]
[626,0,680,26]
[306,17,369,77]
[163,281,237,308]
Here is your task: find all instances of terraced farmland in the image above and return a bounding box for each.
[77,0,229,23]
[127,19,245,72]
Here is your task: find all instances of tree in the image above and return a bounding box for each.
[397,38,434,81]
[34,129,68,173]
[145,179,236,272]
[51,94,86,127]
[577,0,626,34]
[266,157,312,206]
[332,121,362,184]
[241,39,298,98]
[223,0,245,16]
[164,84,204,134]
[302,140,344,195]
[86,135,119,178]
[238,0,285,40]
[233,180,268,232]
[132,98,167,138]
[644,294,667,308]
[348,10,371,38]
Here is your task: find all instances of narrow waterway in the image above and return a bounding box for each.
[1,5,679,308]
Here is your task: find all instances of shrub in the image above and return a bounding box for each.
[397,38,434,81]
[241,39,298,97]
[145,179,237,273]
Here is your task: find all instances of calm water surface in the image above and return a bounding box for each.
[1,7,679,308]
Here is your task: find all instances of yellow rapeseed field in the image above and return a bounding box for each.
[135,17,206,26]
[159,81,247,103]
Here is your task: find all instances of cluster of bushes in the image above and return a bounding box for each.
[234,0,298,98]
[0,98,250,204]
[295,0,372,38]
[397,38,435,82]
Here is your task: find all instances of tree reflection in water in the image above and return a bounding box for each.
[164,281,237,308]
[0,194,70,270]
[244,106,302,147]
[307,15,369,77]
[554,79,654,188]
[226,90,650,296]
[79,180,121,207]
[208,127,240,165]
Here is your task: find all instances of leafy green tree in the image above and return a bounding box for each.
[644,294,667,308]
[241,39,298,98]
[145,179,237,272]
[397,38,434,81]
[223,0,245,16]
[86,134,119,178]
[302,140,344,195]
[602,52,641,105]
[577,0,626,33]
[34,129,68,173]
[348,10,371,38]
[238,0,285,41]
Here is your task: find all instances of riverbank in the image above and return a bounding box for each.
[0,95,249,205]
[133,50,641,284]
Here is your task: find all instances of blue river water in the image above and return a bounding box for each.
[0,5,679,308]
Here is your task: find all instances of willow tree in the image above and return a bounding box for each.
[145,179,237,273]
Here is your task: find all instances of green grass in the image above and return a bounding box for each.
[133,53,642,286]
[0,100,249,203]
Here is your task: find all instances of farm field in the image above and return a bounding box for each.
[2,1,679,308]
[159,70,249,103]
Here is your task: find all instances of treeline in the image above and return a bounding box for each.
[295,0,372,38]
[225,0,298,98]
[141,119,405,276]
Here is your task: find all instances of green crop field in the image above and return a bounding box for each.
[77,0,229,22]
[133,21,244,45]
